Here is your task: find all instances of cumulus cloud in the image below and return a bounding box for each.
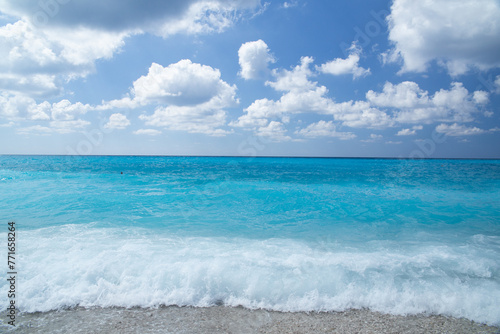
[0,20,126,97]
[51,100,92,121]
[106,60,238,136]
[266,56,317,92]
[385,0,500,75]
[396,125,423,136]
[495,75,500,94]
[139,105,232,136]
[473,91,489,104]
[317,43,370,79]
[366,81,489,124]
[296,120,356,140]
[255,121,291,141]
[232,86,334,129]
[332,102,394,129]
[0,92,95,133]
[108,60,237,110]
[104,113,130,130]
[0,93,91,125]
[0,93,50,120]
[231,57,336,132]
[435,123,487,136]
[396,128,416,136]
[238,40,275,80]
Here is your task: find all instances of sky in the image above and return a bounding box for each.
[0,0,499,158]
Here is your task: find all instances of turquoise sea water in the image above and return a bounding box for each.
[1,156,499,325]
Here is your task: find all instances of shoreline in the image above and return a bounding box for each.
[2,306,499,334]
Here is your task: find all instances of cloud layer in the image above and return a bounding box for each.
[0,0,498,155]
[0,0,261,34]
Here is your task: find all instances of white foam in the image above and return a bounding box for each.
[2,224,499,326]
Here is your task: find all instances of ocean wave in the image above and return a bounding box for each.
[2,224,499,326]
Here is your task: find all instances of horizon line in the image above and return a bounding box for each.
[1,154,499,160]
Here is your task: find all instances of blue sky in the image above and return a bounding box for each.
[0,0,499,158]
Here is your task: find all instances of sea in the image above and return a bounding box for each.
[0,155,499,326]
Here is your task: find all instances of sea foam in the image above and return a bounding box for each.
[2,224,499,326]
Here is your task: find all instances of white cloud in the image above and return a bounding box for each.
[51,100,91,121]
[230,98,282,128]
[133,129,161,136]
[231,86,334,129]
[495,75,500,94]
[255,121,291,142]
[296,120,356,140]
[232,57,333,129]
[132,60,234,106]
[140,105,232,136]
[396,128,416,136]
[104,113,130,130]
[157,1,262,37]
[0,93,95,133]
[47,26,127,67]
[0,20,127,97]
[367,81,488,124]
[267,56,317,92]
[317,43,370,79]
[366,81,429,109]
[331,101,394,129]
[0,73,58,98]
[107,60,237,111]
[435,123,487,136]
[107,60,238,136]
[473,91,489,104]
[0,93,50,120]
[238,40,275,80]
[386,0,500,75]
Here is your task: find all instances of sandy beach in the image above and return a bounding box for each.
[3,306,499,334]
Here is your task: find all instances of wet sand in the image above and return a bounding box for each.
[2,306,499,334]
